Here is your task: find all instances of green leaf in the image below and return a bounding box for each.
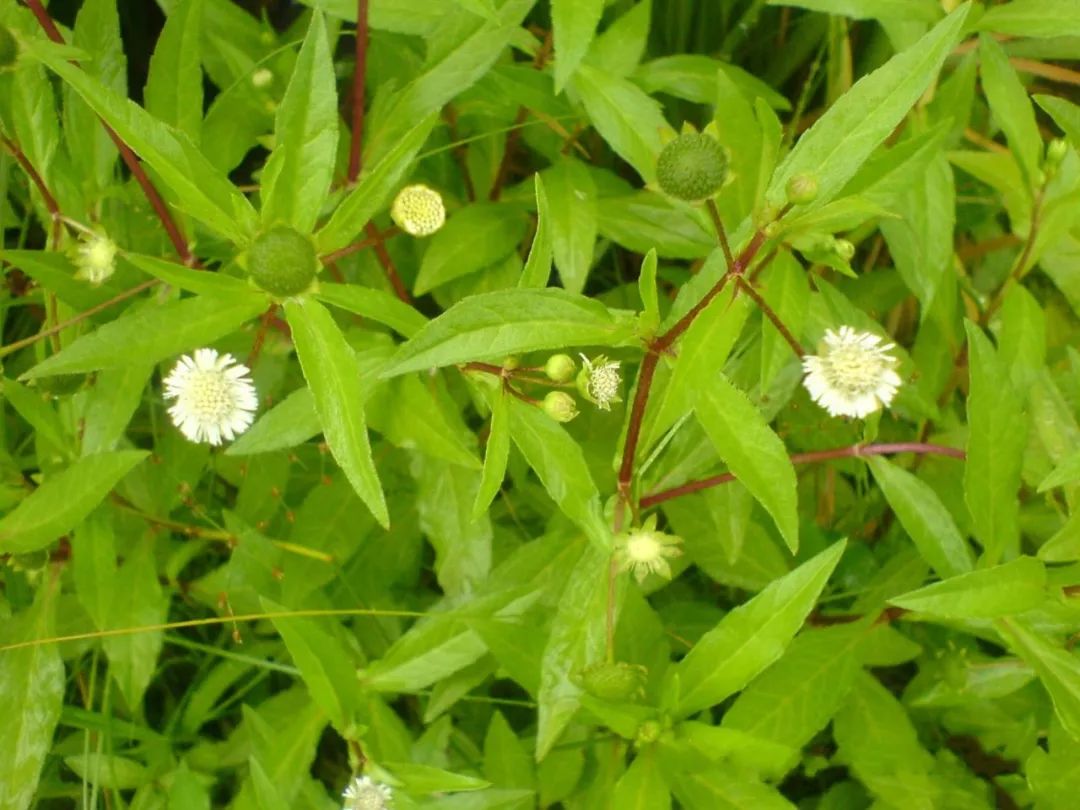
[384,762,490,794]
[414,203,528,295]
[124,253,253,297]
[2,377,69,456]
[264,598,362,730]
[665,760,795,810]
[997,618,1080,741]
[963,321,1026,565]
[613,750,670,810]
[0,595,64,810]
[672,540,846,717]
[316,282,427,338]
[27,40,258,243]
[570,63,668,184]
[867,457,974,579]
[104,541,168,706]
[722,623,866,753]
[519,173,553,288]
[484,711,535,790]
[385,376,482,470]
[260,12,338,233]
[537,544,611,760]
[766,0,941,21]
[507,396,608,549]
[23,293,268,378]
[637,248,660,331]
[1039,449,1080,493]
[1036,95,1080,146]
[284,298,389,527]
[315,113,437,253]
[979,34,1041,188]
[381,288,637,377]
[144,0,203,143]
[0,451,148,553]
[890,556,1046,618]
[694,373,799,553]
[226,387,321,456]
[552,0,603,92]
[978,0,1080,38]
[542,158,598,294]
[767,3,970,209]
[474,391,511,518]
[72,509,117,630]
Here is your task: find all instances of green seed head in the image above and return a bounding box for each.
[1047,138,1069,167]
[0,25,18,70]
[656,133,728,202]
[247,225,319,297]
[578,661,647,702]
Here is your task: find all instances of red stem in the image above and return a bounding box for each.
[1,134,61,246]
[23,0,196,266]
[364,222,411,303]
[347,0,369,184]
[639,442,966,509]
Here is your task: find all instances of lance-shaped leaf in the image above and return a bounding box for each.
[284,298,389,527]
[671,540,846,717]
[890,557,1046,619]
[144,0,203,142]
[381,288,637,377]
[997,618,1080,741]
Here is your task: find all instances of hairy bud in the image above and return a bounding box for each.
[578,661,647,702]
[542,391,579,423]
[247,225,319,297]
[656,133,728,202]
[786,172,819,205]
[544,353,576,383]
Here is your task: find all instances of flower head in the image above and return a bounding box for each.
[542,391,579,423]
[801,326,901,418]
[391,184,445,237]
[577,354,621,411]
[163,349,257,445]
[656,126,728,202]
[343,775,393,810]
[73,232,118,286]
[615,515,683,583]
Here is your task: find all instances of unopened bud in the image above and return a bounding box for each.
[1047,138,1069,167]
[786,172,819,205]
[544,353,576,383]
[578,661,647,702]
[542,391,578,423]
[833,238,855,261]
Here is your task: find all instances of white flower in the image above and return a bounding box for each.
[801,326,901,418]
[73,232,117,285]
[615,515,683,583]
[578,354,621,411]
[343,775,393,810]
[390,184,445,237]
[163,349,257,445]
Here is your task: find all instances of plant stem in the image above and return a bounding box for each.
[1,133,62,246]
[639,442,966,508]
[0,279,158,360]
[23,0,196,266]
[735,275,805,356]
[347,0,369,184]
[364,222,411,303]
[705,198,733,269]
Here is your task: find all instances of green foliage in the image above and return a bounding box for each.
[5,0,1080,807]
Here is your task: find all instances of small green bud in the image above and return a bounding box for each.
[544,353,576,383]
[0,25,17,70]
[635,720,662,746]
[1047,138,1069,167]
[247,225,319,297]
[656,133,728,202]
[542,391,579,423]
[503,355,521,371]
[578,661,647,702]
[763,221,783,240]
[833,238,855,261]
[786,172,819,205]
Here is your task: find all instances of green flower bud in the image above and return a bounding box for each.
[247,225,319,297]
[833,238,855,261]
[542,391,579,423]
[544,353,576,383]
[786,172,819,205]
[0,24,18,71]
[578,661,647,702]
[635,720,662,746]
[1047,138,1069,167]
[656,133,728,202]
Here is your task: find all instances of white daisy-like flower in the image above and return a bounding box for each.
[342,775,393,810]
[578,354,622,411]
[390,184,445,237]
[801,326,902,418]
[163,349,257,446]
[73,232,118,285]
[615,515,683,583]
